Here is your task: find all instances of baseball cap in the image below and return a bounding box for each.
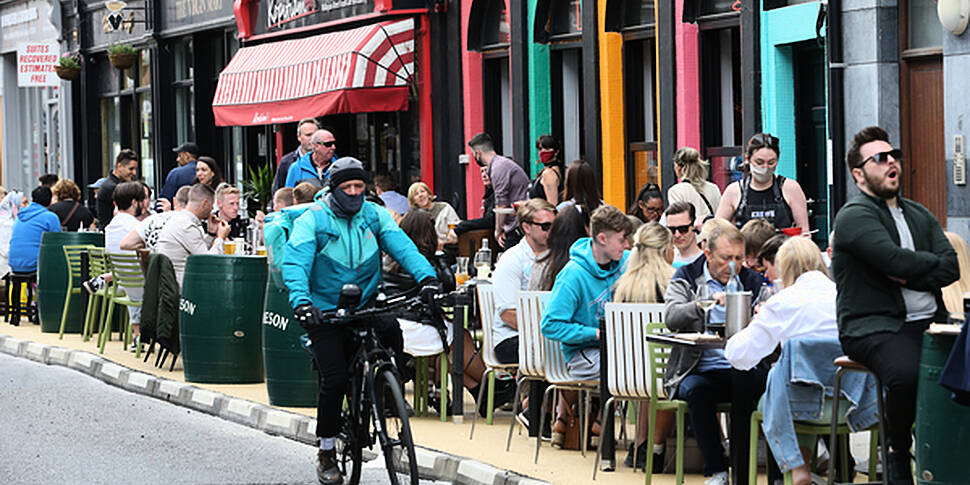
[172,142,200,156]
[88,177,108,189]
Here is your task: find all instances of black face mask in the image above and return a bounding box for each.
[329,187,365,218]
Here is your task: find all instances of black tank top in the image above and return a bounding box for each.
[527,165,562,201]
[733,174,794,229]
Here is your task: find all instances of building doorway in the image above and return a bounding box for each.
[792,42,827,243]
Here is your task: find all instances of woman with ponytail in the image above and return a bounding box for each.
[612,222,677,471]
[666,147,722,221]
[527,135,564,206]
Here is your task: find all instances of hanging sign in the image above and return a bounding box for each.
[17,42,59,87]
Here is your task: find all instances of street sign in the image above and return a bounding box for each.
[17,42,59,87]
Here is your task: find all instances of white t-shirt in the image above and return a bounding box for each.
[667,181,722,220]
[491,238,539,345]
[104,212,140,253]
[136,211,176,250]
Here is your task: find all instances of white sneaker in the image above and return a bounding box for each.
[704,471,729,485]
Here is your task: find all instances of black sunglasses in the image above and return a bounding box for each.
[668,224,694,235]
[748,133,779,151]
[861,149,903,167]
[527,221,552,231]
[315,140,336,147]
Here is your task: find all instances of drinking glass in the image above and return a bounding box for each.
[754,284,776,307]
[696,285,717,333]
[455,257,470,286]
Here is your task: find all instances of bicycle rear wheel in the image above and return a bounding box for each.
[376,369,418,485]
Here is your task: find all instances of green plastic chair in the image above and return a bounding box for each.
[748,409,880,485]
[82,247,111,342]
[99,252,144,357]
[644,321,688,485]
[413,355,448,421]
[58,245,93,339]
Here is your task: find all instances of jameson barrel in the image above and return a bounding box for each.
[915,331,970,484]
[37,232,104,333]
[262,268,317,407]
[180,255,268,383]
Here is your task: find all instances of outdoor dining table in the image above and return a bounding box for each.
[644,332,765,485]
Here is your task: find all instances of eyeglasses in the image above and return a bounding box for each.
[315,140,336,147]
[644,206,663,214]
[668,224,695,235]
[861,149,903,167]
[527,221,552,231]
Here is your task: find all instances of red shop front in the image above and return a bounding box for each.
[218,0,435,190]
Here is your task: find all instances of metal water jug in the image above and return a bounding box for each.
[725,291,752,338]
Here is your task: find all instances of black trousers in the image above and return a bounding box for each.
[841,320,929,452]
[308,322,405,439]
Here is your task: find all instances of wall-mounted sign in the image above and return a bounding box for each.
[17,42,59,87]
[160,0,235,33]
[235,0,423,38]
[0,1,60,54]
[1,7,38,27]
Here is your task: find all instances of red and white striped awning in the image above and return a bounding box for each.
[212,18,415,126]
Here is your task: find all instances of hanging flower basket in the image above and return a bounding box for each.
[54,65,81,81]
[108,52,137,69]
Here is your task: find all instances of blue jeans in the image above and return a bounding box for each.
[675,367,767,476]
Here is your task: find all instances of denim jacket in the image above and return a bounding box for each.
[762,337,879,472]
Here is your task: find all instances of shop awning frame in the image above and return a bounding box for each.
[212,18,415,126]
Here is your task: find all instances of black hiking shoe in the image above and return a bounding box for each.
[317,448,343,485]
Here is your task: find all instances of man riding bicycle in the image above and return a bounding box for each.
[281,158,441,485]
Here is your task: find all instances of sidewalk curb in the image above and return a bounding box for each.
[0,333,549,485]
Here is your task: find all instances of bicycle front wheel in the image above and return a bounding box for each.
[376,369,418,485]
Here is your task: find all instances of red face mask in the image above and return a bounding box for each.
[539,151,556,164]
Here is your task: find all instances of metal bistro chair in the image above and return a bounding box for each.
[58,245,92,339]
[592,303,683,482]
[506,290,551,450]
[829,356,888,485]
[99,252,145,357]
[641,320,690,485]
[470,284,519,437]
[82,247,111,342]
[534,332,601,462]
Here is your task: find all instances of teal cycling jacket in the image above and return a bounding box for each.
[281,196,435,311]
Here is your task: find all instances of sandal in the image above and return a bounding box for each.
[551,416,568,448]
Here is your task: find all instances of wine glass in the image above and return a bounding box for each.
[696,285,717,333]
[754,283,776,306]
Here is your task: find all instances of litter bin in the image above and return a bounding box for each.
[262,268,317,407]
[180,255,268,383]
[915,330,970,484]
[37,232,104,333]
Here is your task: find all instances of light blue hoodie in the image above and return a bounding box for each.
[540,237,629,361]
[9,202,60,273]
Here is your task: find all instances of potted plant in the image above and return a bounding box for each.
[107,43,137,70]
[55,54,81,81]
[243,162,274,214]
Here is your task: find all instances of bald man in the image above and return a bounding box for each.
[285,129,336,188]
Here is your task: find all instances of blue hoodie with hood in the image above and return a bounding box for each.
[541,237,629,361]
[9,202,60,273]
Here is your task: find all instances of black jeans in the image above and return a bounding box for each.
[841,320,929,452]
[308,322,405,439]
[674,367,767,476]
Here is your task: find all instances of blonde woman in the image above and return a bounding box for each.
[666,147,722,220]
[724,237,837,485]
[941,231,970,319]
[407,182,460,243]
[612,222,677,471]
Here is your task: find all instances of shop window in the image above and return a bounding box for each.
[482,56,512,155]
[174,39,195,145]
[623,36,658,193]
[100,98,122,176]
[550,47,585,163]
[908,0,942,49]
[548,0,582,39]
[700,26,742,190]
[468,0,511,51]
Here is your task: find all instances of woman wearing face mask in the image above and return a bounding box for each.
[527,135,564,206]
[715,133,810,231]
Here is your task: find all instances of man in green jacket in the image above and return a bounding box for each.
[832,126,958,485]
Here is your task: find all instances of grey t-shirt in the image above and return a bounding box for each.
[889,206,937,321]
